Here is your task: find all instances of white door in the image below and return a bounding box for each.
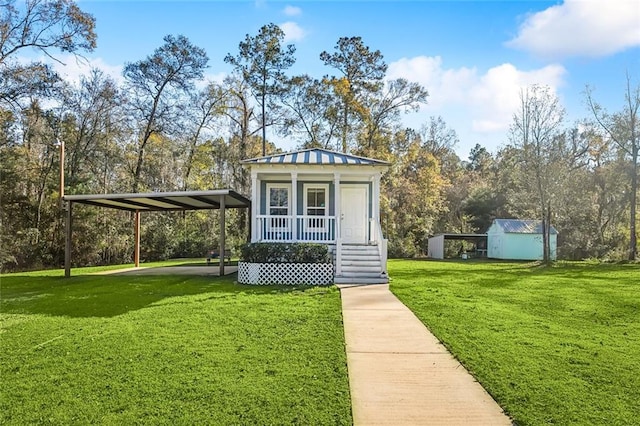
[340,185,368,244]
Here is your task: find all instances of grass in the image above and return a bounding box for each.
[389,259,640,426]
[0,266,351,425]
[3,257,239,277]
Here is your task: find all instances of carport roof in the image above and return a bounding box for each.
[431,233,487,240]
[63,189,250,212]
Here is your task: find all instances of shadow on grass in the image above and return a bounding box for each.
[389,259,639,287]
[1,273,317,319]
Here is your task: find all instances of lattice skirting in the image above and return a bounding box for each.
[238,262,334,286]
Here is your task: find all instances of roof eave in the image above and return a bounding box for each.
[240,148,391,166]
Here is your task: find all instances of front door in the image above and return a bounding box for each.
[340,185,368,244]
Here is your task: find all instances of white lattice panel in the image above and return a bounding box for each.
[238,262,334,286]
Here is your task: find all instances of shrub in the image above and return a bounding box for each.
[240,243,331,264]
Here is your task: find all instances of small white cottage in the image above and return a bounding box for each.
[487,219,558,261]
[241,148,390,283]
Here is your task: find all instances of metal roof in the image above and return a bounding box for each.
[63,189,250,212]
[493,219,558,234]
[241,148,390,166]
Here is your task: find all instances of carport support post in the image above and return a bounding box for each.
[64,201,72,277]
[219,196,226,276]
[134,210,140,268]
[246,205,251,243]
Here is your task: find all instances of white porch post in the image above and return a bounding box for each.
[291,172,298,242]
[251,171,258,242]
[334,172,341,276]
[373,173,381,242]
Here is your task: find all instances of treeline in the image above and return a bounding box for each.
[1,1,638,271]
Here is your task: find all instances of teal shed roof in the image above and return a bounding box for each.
[492,219,558,235]
[241,148,389,166]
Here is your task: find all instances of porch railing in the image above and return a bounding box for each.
[256,215,336,243]
[374,220,388,275]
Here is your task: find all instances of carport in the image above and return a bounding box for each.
[427,233,488,259]
[62,189,251,277]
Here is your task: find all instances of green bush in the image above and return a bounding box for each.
[240,243,332,264]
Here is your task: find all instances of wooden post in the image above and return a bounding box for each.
[64,201,72,278]
[134,210,140,267]
[219,195,226,276]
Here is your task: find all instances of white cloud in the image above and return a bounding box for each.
[193,71,227,91]
[43,55,225,92]
[506,0,640,58]
[283,5,302,16]
[203,71,226,85]
[467,63,566,132]
[49,55,124,86]
[387,56,476,108]
[279,21,306,43]
[387,56,566,153]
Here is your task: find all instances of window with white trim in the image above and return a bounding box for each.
[266,183,291,230]
[304,184,329,230]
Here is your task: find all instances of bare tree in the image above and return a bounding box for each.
[320,36,386,152]
[0,0,96,64]
[60,69,124,186]
[281,75,339,148]
[510,85,565,263]
[360,78,428,153]
[585,75,640,260]
[225,23,296,156]
[181,82,227,190]
[0,0,96,109]
[123,34,208,192]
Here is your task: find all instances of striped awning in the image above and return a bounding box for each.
[63,189,250,212]
[241,148,389,166]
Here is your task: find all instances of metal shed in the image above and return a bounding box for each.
[487,219,558,260]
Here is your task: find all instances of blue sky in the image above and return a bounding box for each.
[45,0,640,158]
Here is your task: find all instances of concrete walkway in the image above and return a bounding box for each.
[339,283,512,426]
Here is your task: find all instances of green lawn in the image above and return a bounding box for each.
[389,259,639,426]
[0,267,351,425]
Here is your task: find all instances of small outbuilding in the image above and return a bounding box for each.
[487,219,557,261]
[427,233,488,259]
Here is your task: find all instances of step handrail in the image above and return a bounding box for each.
[375,221,388,275]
